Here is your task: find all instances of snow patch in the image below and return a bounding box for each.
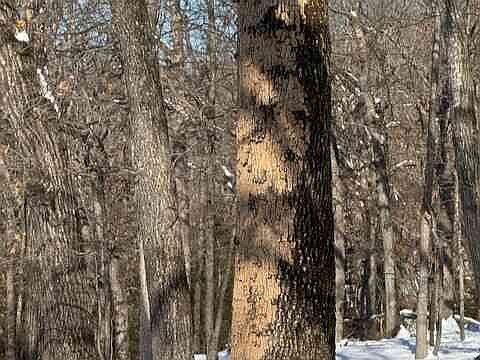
[400,309,416,318]
[15,30,29,43]
[221,165,234,179]
[395,325,411,339]
[36,68,59,114]
[442,316,460,333]
[217,349,230,360]
[336,315,480,359]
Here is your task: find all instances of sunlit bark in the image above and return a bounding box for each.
[231,1,335,358]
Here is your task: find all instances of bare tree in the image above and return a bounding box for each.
[333,142,346,343]
[0,3,100,358]
[416,7,442,358]
[111,1,193,359]
[446,0,480,319]
[350,10,399,338]
[230,0,335,358]
[0,145,17,360]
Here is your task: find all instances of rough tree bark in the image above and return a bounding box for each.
[231,0,335,358]
[416,9,442,358]
[445,0,480,319]
[366,167,378,339]
[111,1,193,359]
[0,145,17,360]
[455,172,465,341]
[110,254,129,360]
[205,0,217,357]
[332,142,345,344]
[0,6,97,359]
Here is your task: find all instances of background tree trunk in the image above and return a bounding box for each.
[111,1,193,359]
[0,145,17,360]
[455,172,465,341]
[205,0,217,358]
[350,11,399,337]
[367,168,378,339]
[333,143,345,344]
[416,9,442,356]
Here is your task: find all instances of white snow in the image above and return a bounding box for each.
[36,68,59,114]
[221,165,234,179]
[395,325,411,339]
[15,30,29,43]
[217,349,230,360]
[400,309,417,318]
[193,350,230,360]
[336,316,480,359]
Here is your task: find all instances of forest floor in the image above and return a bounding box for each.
[335,316,480,359]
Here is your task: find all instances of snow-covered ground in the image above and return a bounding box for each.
[336,317,480,359]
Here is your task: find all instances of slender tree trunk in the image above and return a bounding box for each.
[0,145,17,360]
[433,239,444,356]
[205,1,217,358]
[111,1,193,359]
[191,167,206,353]
[168,0,192,290]
[204,155,216,360]
[168,0,185,68]
[374,138,399,338]
[416,11,441,355]
[455,172,465,341]
[231,1,334,358]
[416,213,432,359]
[332,143,345,344]
[367,171,378,339]
[429,273,436,346]
[350,11,399,337]
[367,219,377,322]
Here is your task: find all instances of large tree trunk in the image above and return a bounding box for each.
[0,7,97,359]
[111,1,192,359]
[445,0,480,317]
[230,1,335,359]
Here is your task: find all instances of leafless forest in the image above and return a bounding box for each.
[1,0,480,360]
